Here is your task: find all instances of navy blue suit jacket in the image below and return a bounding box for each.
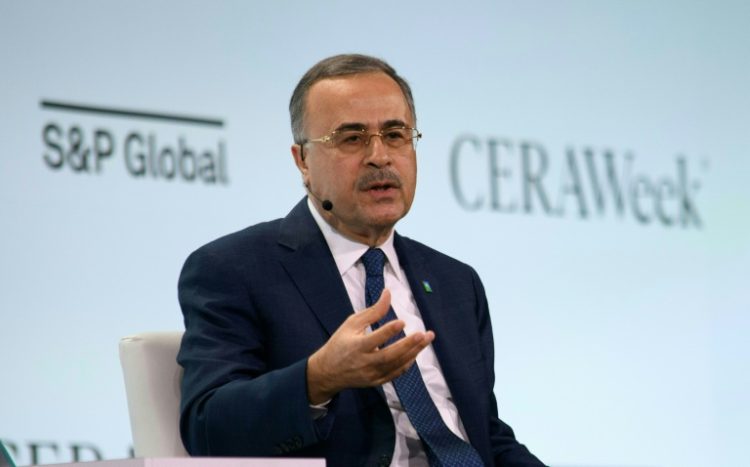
[177,199,544,466]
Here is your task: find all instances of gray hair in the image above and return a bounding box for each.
[289,54,416,144]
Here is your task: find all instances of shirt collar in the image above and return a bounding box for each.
[307,197,404,281]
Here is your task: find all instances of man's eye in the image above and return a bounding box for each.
[338,133,365,145]
[384,130,407,141]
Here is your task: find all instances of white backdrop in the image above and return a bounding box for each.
[1,1,749,466]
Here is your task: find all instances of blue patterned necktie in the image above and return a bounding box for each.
[361,248,485,467]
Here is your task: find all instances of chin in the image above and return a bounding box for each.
[367,209,407,228]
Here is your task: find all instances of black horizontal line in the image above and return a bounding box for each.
[40,100,224,127]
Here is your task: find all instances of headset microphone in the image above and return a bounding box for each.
[305,183,334,211]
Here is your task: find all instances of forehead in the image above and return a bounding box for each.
[304,72,412,132]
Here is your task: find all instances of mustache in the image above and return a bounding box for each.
[356,169,402,190]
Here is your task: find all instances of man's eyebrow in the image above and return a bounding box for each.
[333,120,410,132]
[381,119,409,129]
[334,122,368,132]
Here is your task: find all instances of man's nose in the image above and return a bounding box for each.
[364,134,392,167]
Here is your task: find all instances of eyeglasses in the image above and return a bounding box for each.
[304,127,422,154]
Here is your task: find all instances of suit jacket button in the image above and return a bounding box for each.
[378,454,390,467]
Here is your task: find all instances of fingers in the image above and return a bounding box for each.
[368,330,435,383]
[378,358,417,384]
[383,330,434,365]
[349,288,392,328]
[368,328,435,375]
[360,318,404,349]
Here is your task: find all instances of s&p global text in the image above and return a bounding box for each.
[42,122,229,185]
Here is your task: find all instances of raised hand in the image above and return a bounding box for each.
[306,289,435,404]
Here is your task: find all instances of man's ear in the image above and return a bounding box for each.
[291,144,309,184]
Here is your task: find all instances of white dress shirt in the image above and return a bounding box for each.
[307,198,470,467]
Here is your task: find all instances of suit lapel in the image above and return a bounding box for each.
[278,199,354,336]
[394,234,484,445]
[394,237,446,341]
[394,234,457,365]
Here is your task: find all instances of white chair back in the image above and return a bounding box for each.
[119,331,188,457]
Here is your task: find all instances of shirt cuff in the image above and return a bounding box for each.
[309,399,332,420]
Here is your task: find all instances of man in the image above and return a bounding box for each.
[178,54,545,466]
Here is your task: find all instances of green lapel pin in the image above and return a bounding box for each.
[422,280,433,293]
